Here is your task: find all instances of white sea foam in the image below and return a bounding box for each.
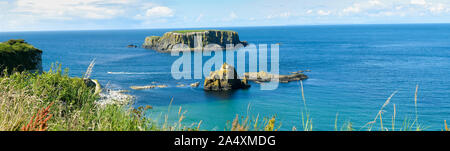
[96,89,134,107]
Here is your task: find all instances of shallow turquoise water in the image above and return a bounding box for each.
[2,24,450,130]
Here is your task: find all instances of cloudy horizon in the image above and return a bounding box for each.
[1,0,450,32]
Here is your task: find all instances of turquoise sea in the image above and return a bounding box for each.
[2,24,450,130]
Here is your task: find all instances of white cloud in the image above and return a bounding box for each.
[336,0,448,18]
[266,12,291,19]
[223,11,237,21]
[144,6,174,18]
[132,5,175,26]
[317,10,331,16]
[341,0,384,15]
[428,3,445,13]
[343,4,362,13]
[369,0,382,5]
[13,0,131,20]
[411,0,427,5]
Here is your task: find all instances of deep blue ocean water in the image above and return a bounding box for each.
[2,24,450,131]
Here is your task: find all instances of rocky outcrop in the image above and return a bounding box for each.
[190,82,200,88]
[244,71,308,83]
[143,30,248,52]
[0,39,42,74]
[127,44,138,48]
[83,78,102,95]
[204,63,250,91]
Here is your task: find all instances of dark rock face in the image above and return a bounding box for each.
[143,30,248,52]
[0,39,42,74]
[83,78,102,95]
[127,44,138,48]
[204,63,250,91]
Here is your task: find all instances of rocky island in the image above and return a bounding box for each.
[204,63,250,91]
[0,39,42,74]
[143,30,248,52]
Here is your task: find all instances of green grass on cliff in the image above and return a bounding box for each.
[0,39,43,74]
[0,39,42,53]
[171,29,234,34]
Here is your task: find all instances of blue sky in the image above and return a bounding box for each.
[1,0,450,31]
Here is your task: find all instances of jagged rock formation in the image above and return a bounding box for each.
[0,39,42,74]
[204,63,250,91]
[143,30,248,52]
[244,71,308,83]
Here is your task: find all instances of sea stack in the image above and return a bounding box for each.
[143,30,248,52]
[204,63,250,91]
[0,39,42,74]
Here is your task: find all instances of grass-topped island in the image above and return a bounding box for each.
[143,30,248,52]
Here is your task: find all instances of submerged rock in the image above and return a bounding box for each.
[204,63,250,91]
[127,44,138,48]
[176,84,186,87]
[143,30,248,52]
[244,71,308,83]
[190,82,200,88]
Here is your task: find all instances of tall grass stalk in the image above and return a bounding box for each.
[392,104,396,131]
[83,59,95,79]
[412,85,419,128]
[445,120,448,131]
[361,90,397,131]
[299,80,312,131]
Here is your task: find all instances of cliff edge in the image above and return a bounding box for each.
[0,39,42,74]
[143,30,248,52]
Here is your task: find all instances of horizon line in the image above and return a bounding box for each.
[2,22,450,33]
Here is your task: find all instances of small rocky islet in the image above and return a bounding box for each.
[142,30,248,52]
[204,63,250,91]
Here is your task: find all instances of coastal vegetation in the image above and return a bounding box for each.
[0,65,156,131]
[0,63,446,131]
[0,39,42,75]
